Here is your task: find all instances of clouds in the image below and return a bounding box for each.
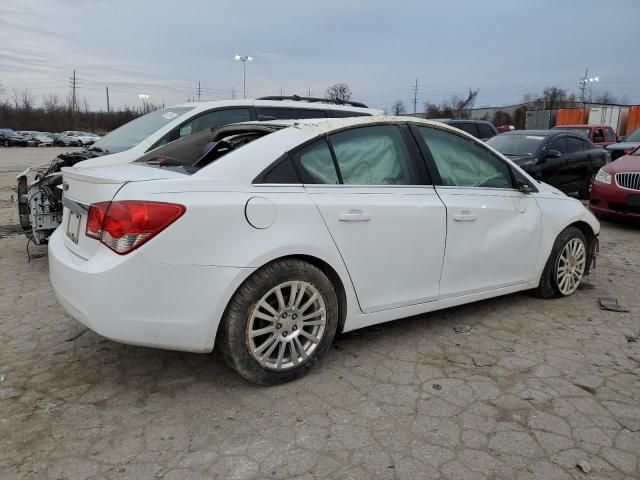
[1,0,639,110]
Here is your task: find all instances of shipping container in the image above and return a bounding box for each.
[525,110,557,130]
[556,108,589,126]
[588,106,629,136]
[626,106,640,135]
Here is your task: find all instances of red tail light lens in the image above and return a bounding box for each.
[85,201,185,254]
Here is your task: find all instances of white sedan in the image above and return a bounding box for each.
[49,117,600,384]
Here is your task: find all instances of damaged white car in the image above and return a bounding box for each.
[50,116,600,384]
[16,97,377,245]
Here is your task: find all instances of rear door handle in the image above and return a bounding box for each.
[453,212,476,222]
[338,209,371,222]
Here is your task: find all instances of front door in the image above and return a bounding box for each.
[413,125,542,298]
[292,125,447,313]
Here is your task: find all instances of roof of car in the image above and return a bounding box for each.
[166,98,380,115]
[553,124,610,129]
[434,118,494,125]
[501,129,557,136]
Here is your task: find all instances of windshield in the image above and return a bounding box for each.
[89,107,194,154]
[486,134,545,156]
[626,128,640,143]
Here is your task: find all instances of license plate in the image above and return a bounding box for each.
[627,194,640,207]
[66,212,82,244]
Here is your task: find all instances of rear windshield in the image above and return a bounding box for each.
[88,107,194,154]
[486,134,546,156]
[557,127,589,138]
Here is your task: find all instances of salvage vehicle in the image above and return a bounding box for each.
[6,131,33,147]
[590,146,640,218]
[606,128,640,161]
[51,133,82,147]
[50,116,599,385]
[552,124,617,147]
[487,130,607,199]
[18,96,378,245]
[61,131,99,145]
[1,128,15,146]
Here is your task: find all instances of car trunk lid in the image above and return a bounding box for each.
[60,165,184,259]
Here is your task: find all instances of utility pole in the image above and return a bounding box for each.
[308,87,311,97]
[280,87,284,96]
[197,81,201,101]
[69,69,77,113]
[105,86,110,113]
[412,78,418,115]
[231,87,236,99]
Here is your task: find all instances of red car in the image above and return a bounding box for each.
[590,147,640,218]
[553,124,617,147]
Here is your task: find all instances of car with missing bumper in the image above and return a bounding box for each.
[50,116,600,385]
[17,97,379,245]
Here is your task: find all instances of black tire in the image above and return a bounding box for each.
[578,171,597,200]
[218,259,339,385]
[3,140,8,147]
[534,226,587,299]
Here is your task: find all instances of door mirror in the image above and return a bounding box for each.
[618,136,626,142]
[516,178,532,194]
[546,149,562,159]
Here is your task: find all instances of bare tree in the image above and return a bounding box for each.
[391,99,406,116]
[42,93,61,113]
[592,91,620,105]
[326,83,352,102]
[424,88,479,119]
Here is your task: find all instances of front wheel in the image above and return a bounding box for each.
[218,259,338,385]
[578,171,597,200]
[534,226,587,298]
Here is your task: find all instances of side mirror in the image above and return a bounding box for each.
[546,149,562,159]
[516,179,532,194]
[618,136,626,142]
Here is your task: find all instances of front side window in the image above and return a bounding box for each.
[419,126,512,189]
[329,126,419,185]
[593,128,605,143]
[549,136,567,154]
[606,128,616,142]
[454,123,480,137]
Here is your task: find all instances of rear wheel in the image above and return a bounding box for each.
[218,259,338,385]
[535,226,587,298]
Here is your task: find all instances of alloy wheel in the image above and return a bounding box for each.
[247,281,327,370]
[556,238,586,295]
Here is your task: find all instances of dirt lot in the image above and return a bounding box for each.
[0,146,639,480]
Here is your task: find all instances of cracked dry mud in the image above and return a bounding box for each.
[0,148,639,479]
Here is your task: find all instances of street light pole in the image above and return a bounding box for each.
[234,55,253,99]
[579,69,599,103]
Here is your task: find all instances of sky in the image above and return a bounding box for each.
[1,0,640,112]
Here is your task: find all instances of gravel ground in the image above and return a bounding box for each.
[0,146,639,480]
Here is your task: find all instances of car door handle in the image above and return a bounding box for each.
[453,212,476,222]
[338,210,371,222]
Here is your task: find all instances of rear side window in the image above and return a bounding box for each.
[181,108,251,138]
[329,125,419,185]
[453,122,479,137]
[606,128,616,142]
[566,136,585,153]
[328,110,370,118]
[593,128,606,143]
[549,136,567,154]
[293,140,340,184]
[418,126,512,189]
[262,157,300,183]
[477,124,496,139]
[257,108,327,120]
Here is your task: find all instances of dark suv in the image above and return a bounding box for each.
[436,119,499,141]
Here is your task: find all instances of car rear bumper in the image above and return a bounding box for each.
[48,227,253,352]
[590,180,640,218]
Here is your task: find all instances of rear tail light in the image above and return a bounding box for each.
[86,201,185,254]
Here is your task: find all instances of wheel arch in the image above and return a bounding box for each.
[567,220,598,275]
[213,253,350,349]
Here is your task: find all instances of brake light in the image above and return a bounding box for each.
[85,201,185,254]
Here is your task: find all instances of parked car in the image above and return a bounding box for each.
[30,132,54,147]
[590,147,640,218]
[486,130,607,198]
[61,131,99,145]
[435,119,499,140]
[606,128,640,161]
[18,96,380,245]
[8,131,34,147]
[50,116,599,385]
[552,124,617,147]
[0,128,15,146]
[51,133,82,147]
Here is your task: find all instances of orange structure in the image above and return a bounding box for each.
[626,106,640,135]
[556,108,589,126]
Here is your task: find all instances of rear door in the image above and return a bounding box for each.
[297,124,446,313]
[541,135,573,189]
[413,124,541,297]
[564,135,592,189]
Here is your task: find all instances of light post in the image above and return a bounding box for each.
[579,69,599,103]
[234,54,253,99]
